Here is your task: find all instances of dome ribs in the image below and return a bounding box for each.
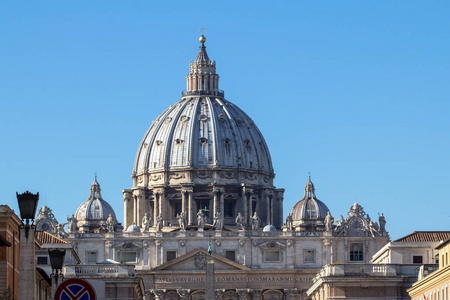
[206,97,220,167]
[162,99,191,173]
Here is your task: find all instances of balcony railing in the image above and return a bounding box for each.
[64,264,135,277]
[181,90,224,97]
[313,264,398,282]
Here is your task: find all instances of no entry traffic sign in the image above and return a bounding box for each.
[55,278,96,300]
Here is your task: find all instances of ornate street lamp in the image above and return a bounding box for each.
[16,191,39,300]
[48,249,66,287]
[16,191,39,238]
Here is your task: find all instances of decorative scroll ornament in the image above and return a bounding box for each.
[150,174,162,181]
[194,171,212,179]
[169,172,185,180]
[245,173,257,181]
[221,171,238,179]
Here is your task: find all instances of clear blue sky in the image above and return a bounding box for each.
[1,1,449,240]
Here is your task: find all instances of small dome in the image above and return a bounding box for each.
[263,225,277,232]
[75,177,117,232]
[289,177,330,231]
[126,224,141,232]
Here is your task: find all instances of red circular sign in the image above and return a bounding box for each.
[55,278,96,300]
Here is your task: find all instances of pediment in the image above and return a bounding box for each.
[258,240,286,250]
[153,248,250,271]
[114,241,142,250]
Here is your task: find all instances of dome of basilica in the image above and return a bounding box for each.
[75,177,117,232]
[133,96,273,176]
[126,224,141,232]
[133,37,273,182]
[123,36,284,231]
[290,177,330,231]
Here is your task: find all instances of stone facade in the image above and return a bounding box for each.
[0,205,21,300]
[408,239,450,300]
[63,187,389,299]
[306,264,411,300]
[51,35,391,299]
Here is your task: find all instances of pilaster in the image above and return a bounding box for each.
[18,227,36,300]
[182,188,193,225]
[122,190,133,228]
[133,189,146,227]
[154,187,166,225]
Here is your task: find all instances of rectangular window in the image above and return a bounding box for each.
[173,202,182,217]
[37,256,48,265]
[122,251,137,263]
[413,255,423,264]
[166,251,176,262]
[86,251,97,263]
[265,250,280,262]
[224,202,234,217]
[304,250,315,263]
[225,250,236,262]
[350,243,364,261]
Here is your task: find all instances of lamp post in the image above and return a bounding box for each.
[16,191,39,300]
[17,191,39,238]
[49,248,66,299]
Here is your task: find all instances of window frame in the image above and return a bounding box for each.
[349,243,364,262]
[37,256,49,265]
[264,250,281,263]
[304,249,316,263]
[225,250,236,262]
[122,251,137,263]
[166,250,177,262]
[413,255,423,264]
[86,251,98,264]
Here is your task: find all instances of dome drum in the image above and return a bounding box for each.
[124,184,285,231]
[132,169,274,189]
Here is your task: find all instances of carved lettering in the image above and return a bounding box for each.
[143,276,312,284]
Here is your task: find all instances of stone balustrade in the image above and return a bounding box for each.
[64,264,135,277]
[313,263,398,282]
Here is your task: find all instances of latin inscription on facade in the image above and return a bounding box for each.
[143,276,312,283]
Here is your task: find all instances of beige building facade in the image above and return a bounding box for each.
[408,239,450,300]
